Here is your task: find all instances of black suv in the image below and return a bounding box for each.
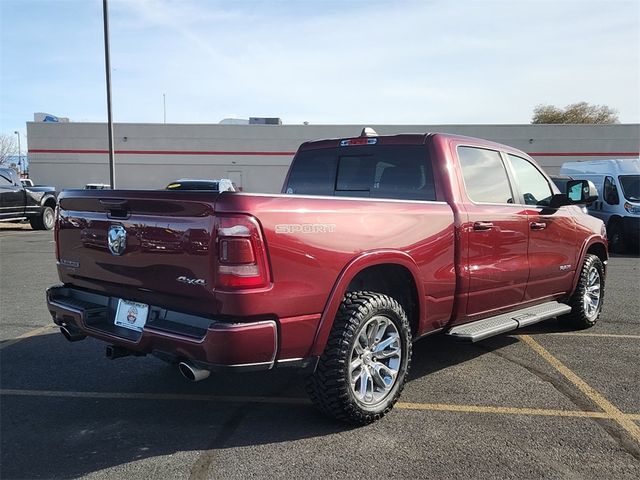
[0,168,57,230]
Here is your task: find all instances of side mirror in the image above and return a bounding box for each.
[566,179,598,204]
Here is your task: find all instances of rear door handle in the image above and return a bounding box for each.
[473,221,494,231]
[530,222,547,230]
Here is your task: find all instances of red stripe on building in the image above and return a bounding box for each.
[527,152,639,157]
[27,149,640,157]
[28,149,296,156]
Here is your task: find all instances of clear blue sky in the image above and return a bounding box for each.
[1,0,639,147]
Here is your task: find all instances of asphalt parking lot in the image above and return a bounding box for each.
[1,225,639,479]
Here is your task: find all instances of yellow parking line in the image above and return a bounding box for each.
[547,332,640,340]
[395,402,611,418]
[0,325,57,351]
[0,388,310,405]
[519,334,640,443]
[3,388,640,423]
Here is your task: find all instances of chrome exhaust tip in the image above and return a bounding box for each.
[178,361,210,382]
[60,325,86,342]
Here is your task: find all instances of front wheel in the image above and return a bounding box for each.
[306,291,412,425]
[560,254,605,329]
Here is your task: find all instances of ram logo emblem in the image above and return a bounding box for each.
[107,225,127,256]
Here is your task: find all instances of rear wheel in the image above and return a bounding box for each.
[306,291,411,425]
[30,206,55,230]
[560,254,604,329]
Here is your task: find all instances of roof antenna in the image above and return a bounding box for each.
[360,127,378,137]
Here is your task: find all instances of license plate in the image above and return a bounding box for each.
[114,299,149,332]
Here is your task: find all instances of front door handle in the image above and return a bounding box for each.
[473,221,494,231]
[530,222,547,230]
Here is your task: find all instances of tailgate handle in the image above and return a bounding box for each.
[100,199,130,219]
[99,199,128,207]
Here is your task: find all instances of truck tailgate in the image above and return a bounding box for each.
[56,190,221,314]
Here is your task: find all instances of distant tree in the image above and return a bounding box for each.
[531,102,619,124]
[0,134,16,165]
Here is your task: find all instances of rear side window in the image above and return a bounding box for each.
[458,147,513,204]
[285,146,436,201]
[603,176,620,205]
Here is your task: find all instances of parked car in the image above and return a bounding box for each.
[20,178,34,187]
[84,183,111,190]
[560,159,640,252]
[48,130,606,424]
[0,167,57,229]
[165,178,236,192]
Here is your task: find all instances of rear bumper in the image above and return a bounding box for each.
[47,286,316,371]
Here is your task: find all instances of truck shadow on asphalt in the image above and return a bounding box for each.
[1,331,517,479]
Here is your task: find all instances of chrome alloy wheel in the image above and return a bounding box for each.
[43,208,55,229]
[583,265,602,320]
[348,315,402,406]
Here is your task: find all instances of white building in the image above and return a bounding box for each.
[26,122,639,192]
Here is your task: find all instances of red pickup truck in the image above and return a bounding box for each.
[47,130,607,424]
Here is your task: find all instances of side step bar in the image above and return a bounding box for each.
[446,301,571,342]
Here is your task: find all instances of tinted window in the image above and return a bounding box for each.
[285,150,337,195]
[508,154,553,206]
[619,175,640,202]
[603,176,620,205]
[286,146,435,201]
[336,156,372,192]
[458,147,512,203]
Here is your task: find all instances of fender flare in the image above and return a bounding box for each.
[41,193,57,208]
[309,250,426,357]
[570,235,608,293]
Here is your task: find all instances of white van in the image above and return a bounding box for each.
[560,159,639,252]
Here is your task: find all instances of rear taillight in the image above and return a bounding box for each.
[215,215,270,289]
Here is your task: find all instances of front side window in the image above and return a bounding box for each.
[603,176,620,205]
[508,154,553,206]
[458,147,513,203]
[0,173,13,187]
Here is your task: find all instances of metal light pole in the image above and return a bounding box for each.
[163,93,166,124]
[13,131,21,174]
[103,0,116,188]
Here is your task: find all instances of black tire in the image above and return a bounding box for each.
[306,291,412,425]
[30,206,55,231]
[607,221,626,254]
[560,254,605,329]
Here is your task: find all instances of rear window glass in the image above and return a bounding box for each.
[458,146,513,204]
[284,151,337,196]
[285,145,435,201]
